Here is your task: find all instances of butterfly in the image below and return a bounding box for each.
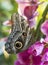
[5,13,34,54]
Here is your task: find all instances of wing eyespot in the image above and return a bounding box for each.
[14,41,23,49]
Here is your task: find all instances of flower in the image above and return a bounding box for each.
[41,20,48,43]
[14,41,44,65]
[16,0,39,19]
[14,41,48,65]
[15,0,41,28]
[32,55,41,65]
[3,20,12,26]
[40,48,48,65]
[27,17,36,28]
[14,60,22,65]
[16,0,43,19]
[14,49,31,65]
[24,5,38,19]
[16,0,44,28]
[41,20,48,36]
[44,36,48,43]
[17,50,30,64]
[14,60,30,65]
[28,41,44,56]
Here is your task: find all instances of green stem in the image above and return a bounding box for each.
[34,5,48,42]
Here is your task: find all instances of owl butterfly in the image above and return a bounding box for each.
[5,13,34,54]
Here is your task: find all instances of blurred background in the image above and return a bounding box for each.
[0,0,48,65]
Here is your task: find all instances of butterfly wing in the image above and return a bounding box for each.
[5,13,34,54]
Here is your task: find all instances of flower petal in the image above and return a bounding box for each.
[3,20,12,26]
[28,41,44,56]
[41,20,48,36]
[17,50,30,64]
